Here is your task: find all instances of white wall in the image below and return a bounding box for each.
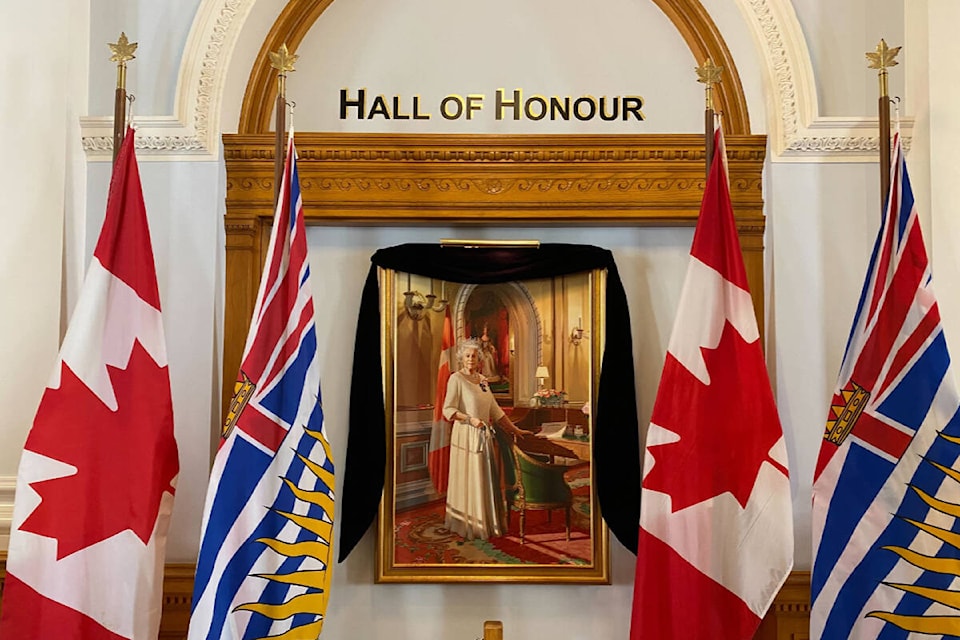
[767,160,881,568]
[0,0,89,547]
[84,158,224,560]
[792,0,906,115]
[87,0,202,116]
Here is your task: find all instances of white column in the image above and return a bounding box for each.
[914,0,960,359]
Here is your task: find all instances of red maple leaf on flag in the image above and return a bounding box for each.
[643,321,785,513]
[20,340,178,559]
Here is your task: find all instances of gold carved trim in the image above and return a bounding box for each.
[238,0,751,135]
[223,132,766,224]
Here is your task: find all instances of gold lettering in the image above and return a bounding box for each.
[496,88,522,121]
[573,96,598,121]
[550,96,570,121]
[339,88,366,120]
[623,96,645,121]
[412,95,431,120]
[440,95,464,120]
[368,95,390,119]
[524,95,547,121]
[466,94,484,120]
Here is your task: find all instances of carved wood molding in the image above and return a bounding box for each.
[648,0,750,133]
[239,0,750,135]
[224,132,767,223]
[239,0,336,135]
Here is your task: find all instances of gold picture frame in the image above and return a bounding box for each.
[376,267,609,583]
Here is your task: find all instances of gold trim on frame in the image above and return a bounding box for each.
[376,268,609,583]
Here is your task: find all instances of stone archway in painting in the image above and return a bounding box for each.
[453,282,544,408]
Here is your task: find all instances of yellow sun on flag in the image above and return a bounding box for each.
[234,427,335,639]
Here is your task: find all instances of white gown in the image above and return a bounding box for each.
[442,371,506,540]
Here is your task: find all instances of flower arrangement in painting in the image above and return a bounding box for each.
[533,388,567,407]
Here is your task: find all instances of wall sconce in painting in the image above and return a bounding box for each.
[535,365,550,390]
[403,275,448,320]
[570,316,585,346]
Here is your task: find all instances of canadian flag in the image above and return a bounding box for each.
[630,127,793,639]
[0,128,179,640]
[428,306,455,494]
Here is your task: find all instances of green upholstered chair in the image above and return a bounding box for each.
[494,428,573,544]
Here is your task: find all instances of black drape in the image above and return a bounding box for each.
[338,243,641,561]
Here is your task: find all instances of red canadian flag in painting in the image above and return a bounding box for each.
[428,306,455,494]
[630,127,793,639]
[0,128,179,640]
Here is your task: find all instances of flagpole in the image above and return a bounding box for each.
[867,39,900,205]
[108,32,137,165]
[270,44,297,205]
[696,59,723,178]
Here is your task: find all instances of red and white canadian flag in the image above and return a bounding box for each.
[0,128,179,640]
[428,306,455,494]
[630,127,793,639]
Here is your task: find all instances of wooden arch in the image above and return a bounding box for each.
[238,0,751,135]
[222,1,767,416]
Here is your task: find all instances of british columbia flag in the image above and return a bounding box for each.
[811,133,960,638]
[188,131,335,639]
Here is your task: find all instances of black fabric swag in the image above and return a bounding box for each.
[338,243,641,561]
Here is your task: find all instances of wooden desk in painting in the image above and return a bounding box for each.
[509,405,590,463]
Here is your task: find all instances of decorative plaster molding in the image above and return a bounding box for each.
[80,0,905,161]
[735,0,912,161]
[81,0,253,161]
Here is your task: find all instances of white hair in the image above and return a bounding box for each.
[456,337,481,360]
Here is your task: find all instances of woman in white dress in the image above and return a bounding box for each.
[443,338,524,540]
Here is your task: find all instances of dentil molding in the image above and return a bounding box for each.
[79,0,907,162]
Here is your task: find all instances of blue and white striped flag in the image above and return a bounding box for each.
[812,133,960,637]
[188,131,335,639]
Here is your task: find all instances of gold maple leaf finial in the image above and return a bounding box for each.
[696,58,723,86]
[108,32,137,64]
[696,58,723,110]
[866,39,901,71]
[269,43,298,74]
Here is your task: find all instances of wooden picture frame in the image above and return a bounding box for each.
[378,268,608,582]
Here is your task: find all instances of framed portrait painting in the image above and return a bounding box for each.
[377,267,609,583]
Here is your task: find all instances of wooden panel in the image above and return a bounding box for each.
[223,215,263,425]
[0,554,812,638]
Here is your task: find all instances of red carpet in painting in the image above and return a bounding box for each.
[394,468,592,565]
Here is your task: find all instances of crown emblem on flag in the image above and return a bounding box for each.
[824,381,870,446]
[222,373,255,438]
